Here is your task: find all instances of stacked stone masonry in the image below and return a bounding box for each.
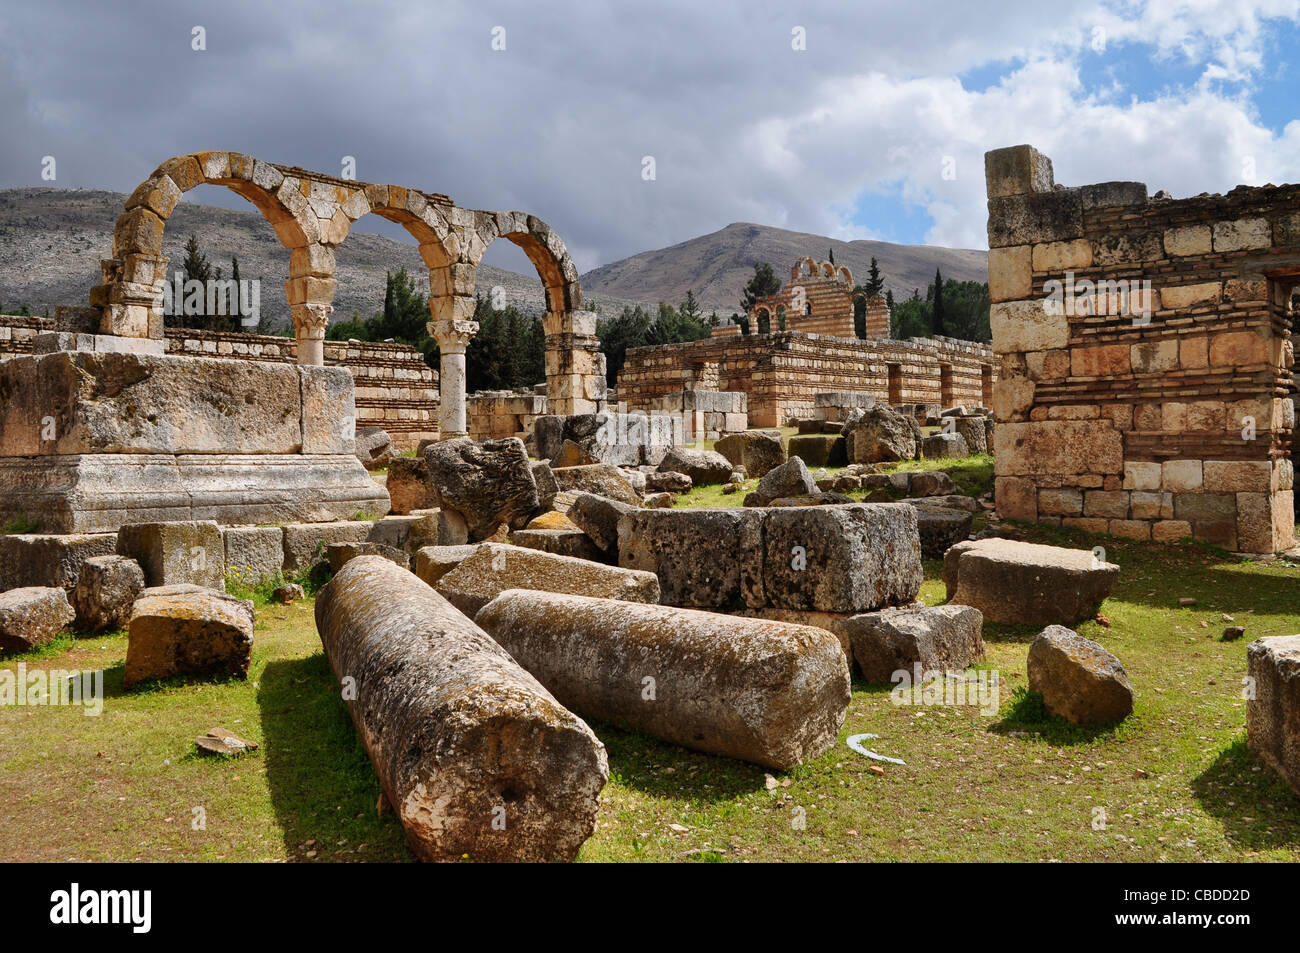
[744,258,888,340]
[619,331,995,428]
[985,144,1295,554]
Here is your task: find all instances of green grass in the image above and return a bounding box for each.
[2,517,1297,861]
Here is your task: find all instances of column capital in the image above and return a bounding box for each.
[429,318,479,352]
[292,302,332,340]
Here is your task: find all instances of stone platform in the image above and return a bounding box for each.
[0,350,389,533]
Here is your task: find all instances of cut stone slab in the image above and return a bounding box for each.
[435,542,661,617]
[511,528,605,562]
[714,430,786,479]
[645,470,692,494]
[73,555,145,634]
[551,463,641,506]
[326,541,409,573]
[475,590,850,771]
[525,511,578,531]
[786,434,846,468]
[762,503,923,613]
[0,586,75,651]
[747,456,818,507]
[1247,635,1300,795]
[922,432,970,459]
[1027,625,1134,725]
[223,526,285,588]
[843,605,985,684]
[567,493,637,555]
[355,427,394,470]
[116,520,225,591]
[124,584,254,688]
[365,515,421,551]
[944,539,1119,625]
[531,461,559,511]
[195,727,260,757]
[424,437,539,542]
[0,532,117,592]
[656,447,734,486]
[618,508,766,609]
[909,504,975,558]
[414,544,480,588]
[281,521,372,574]
[907,471,959,497]
[315,556,608,861]
[272,583,304,604]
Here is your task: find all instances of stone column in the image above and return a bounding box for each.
[544,310,606,416]
[431,317,478,439]
[291,302,331,366]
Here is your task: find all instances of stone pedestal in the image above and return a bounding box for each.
[0,350,388,533]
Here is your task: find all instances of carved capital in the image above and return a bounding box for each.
[292,302,332,340]
[429,318,478,351]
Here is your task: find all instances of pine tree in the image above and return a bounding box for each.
[932,267,946,337]
[230,256,242,328]
[740,263,782,314]
[680,289,702,323]
[828,247,835,266]
[867,257,884,296]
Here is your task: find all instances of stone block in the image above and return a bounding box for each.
[511,528,605,562]
[990,300,1069,353]
[124,585,254,688]
[0,587,75,651]
[116,521,225,591]
[0,533,117,592]
[1247,635,1300,796]
[223,526,285,587]
[618,508,766,609]
[994,421,1123,476]
[943,539,1119,625]
[844,604,985,684]
[786,434,847,468]
[1028,625,1133,725]
[281,520,372,574]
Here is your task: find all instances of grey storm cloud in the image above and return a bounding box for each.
[2,0,1297,267]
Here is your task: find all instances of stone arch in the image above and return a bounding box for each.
[821,261,836,278]
[838,265,854,285]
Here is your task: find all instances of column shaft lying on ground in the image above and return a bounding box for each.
[314,556,608,862]
[474,589,851,770]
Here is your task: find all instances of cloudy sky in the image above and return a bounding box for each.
[3,0,1300,274]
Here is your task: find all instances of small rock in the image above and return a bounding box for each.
[1222,626,1245,641]
[273,583,305,604]
[195,727,259,756]
[1178,597,1196,607]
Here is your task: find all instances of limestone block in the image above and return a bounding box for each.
[222,526,285,588]
[1028,625,1133,725]
[1213,217,1271,253]
[943,539,1119,625]
[1247,635,1300,796]
[1160,282,1221,310]
[984,145,1055,199]
[124,584,253,688]
[551,464,640,506]
[1032,239,1092,272]
[714,430,786,479]
[281,520,372,574]
[986,189,1083,248]
[0,587,75,651]
[434,542,659,617]
[844,604,985,684]
[0,533,117,592]
[413,544,479,588]
[511,528,605,562]
[326,541,409,573]
[994,421,1122,476]
[1163,224,1212,257]
[1162,459,1203,492]
[618,508,766,609]
[987,245,1032,302]
[990,300,1068,353]
[908,504,975,558]
[1203,460,1271,493]
[116,521,225,591]
[72,555,145,633]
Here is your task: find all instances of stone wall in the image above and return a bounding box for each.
[0,316,439,452]
[466,390,546,440]
[985,144,1296,553]
[618,331,995,428]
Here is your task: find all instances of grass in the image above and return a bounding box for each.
[1,455,1298,862]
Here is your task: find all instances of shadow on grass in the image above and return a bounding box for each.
[1190,738,1300,849]
[256,653,411,862]
[593,719,772,801]
[988,686,1128,746]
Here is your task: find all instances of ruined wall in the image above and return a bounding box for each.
[466,389,546,440]
[750,258,858,339]
[986,144,1296,554]
[618,331,995,428]
[0,316,439,451]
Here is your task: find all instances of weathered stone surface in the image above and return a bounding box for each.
[365,515,422,551]
[844,405,922,464]
[326,541,409,573]
[922,432,970,459]
[475,590,850,770]
[385,457,435,515]
[567,493,637,555]
[223,526,284,588]
[656,447,734,486]
[124,584,254,688]
[315,557,608,862]
[511,528,605,562]
[413,544,479,588]
[786,434,846,468]
[73,555,144,633]
[945,539,1119,625]
[748,456,818,507]
[1027,625,1134,725]
[435,542,660,617]
[953,417,988,455]
[909,504,975,558]
[550,463,640,506]
[994,421,1124,476]
[116,520,225,591]
[0,586,75,650]
[531,461,559,511]
[619,508,766,609]
[423,437,539,542]
[534,412,666,467]
[907,471,959,498]
[355,427,394,470]
[844,605,985,683]
[1247,635,1300,795]
[642,492,674,508]
[762,504,923,613]
[525,511,578,531]
[272,583,304,604]
[645,470,692,494]
[552,439,598,468]
[714,430,786,479]
[281,520,372,574]
[0,533,117,592]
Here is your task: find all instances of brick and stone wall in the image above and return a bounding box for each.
[0,316,439,452]
[618,331,995,428]
[985,144,1296,553]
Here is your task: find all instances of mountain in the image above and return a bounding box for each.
[0,188,645,330]
[0,190,989,329]
[580,222,989,315]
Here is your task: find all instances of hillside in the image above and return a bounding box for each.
[0,190,989,329]
[0,189,646,330]
[581,222,989,315]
